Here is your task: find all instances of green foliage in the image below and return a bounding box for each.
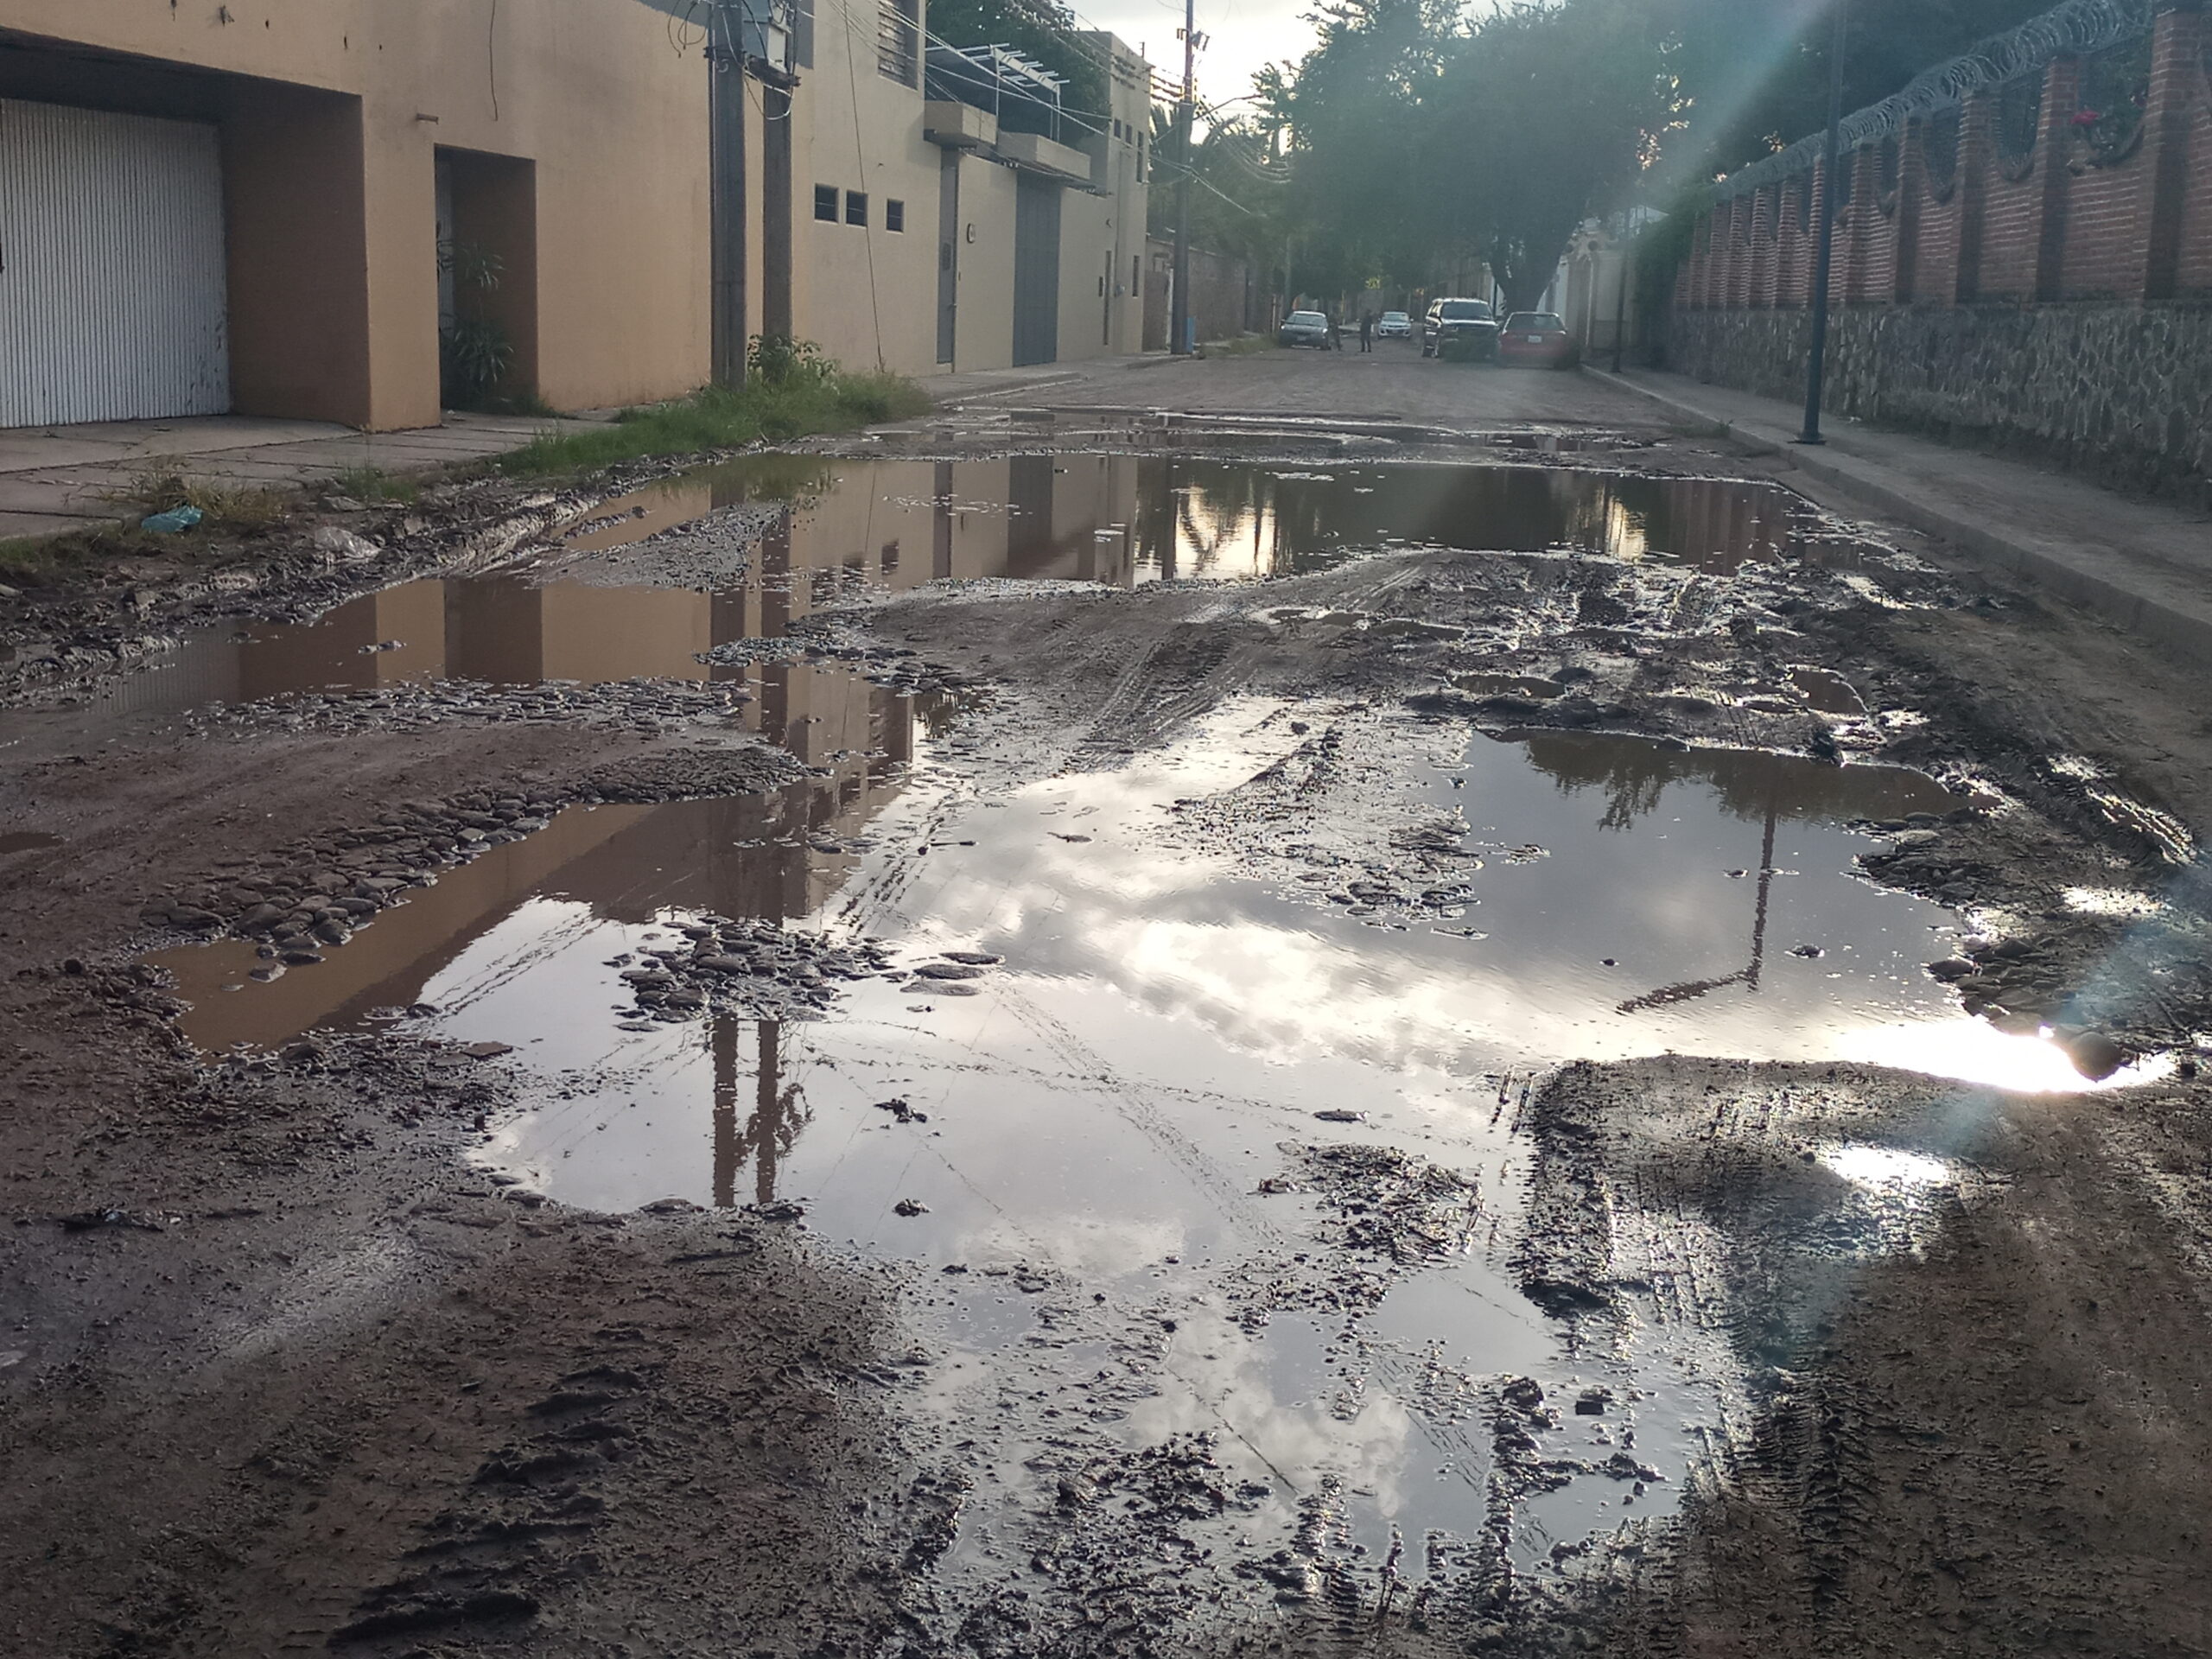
[111,461,289,531]
[438,238,505,293]
[747,334,836,386]
[439,318,515,409]
[495,370,930,479]
[328,466,420,505]
[438,238,518,410]
[1650,0,2058,187]
[1428,0,1676,310]
[1270,0,1671,311]
[926,0,1107,137]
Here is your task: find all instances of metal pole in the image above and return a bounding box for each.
[1611,238,1628,373]
[1169,0,1196,354]
[709,1,748,389]
[1799,0,1847,444]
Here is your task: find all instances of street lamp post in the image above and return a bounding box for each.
[1799,0,1848,445]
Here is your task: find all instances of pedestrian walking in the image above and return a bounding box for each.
[1357,313,1374,353]
[1327,313,1343,352]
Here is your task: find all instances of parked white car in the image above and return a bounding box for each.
[1376,310,1413,339]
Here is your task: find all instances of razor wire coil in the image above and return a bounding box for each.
[1713,0,2158,200]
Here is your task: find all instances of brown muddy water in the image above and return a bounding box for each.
[127,457,2123,1580]
[149,688,2152,1567]
[67,459,1849,727]
[571,452,1848,580]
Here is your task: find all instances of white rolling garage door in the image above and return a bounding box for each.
[0,98,230,428]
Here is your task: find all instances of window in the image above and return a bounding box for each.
[814,184,838,222]
[1113,118,1123,138]
[846,190,868,227]
[876,0,918,84]
[886,198,905,232]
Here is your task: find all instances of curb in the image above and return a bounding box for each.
[1581,367,2212,663]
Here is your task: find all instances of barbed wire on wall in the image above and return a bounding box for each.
[1713,0,2158,200]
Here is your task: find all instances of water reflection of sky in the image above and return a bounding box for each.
[148,693,2158,1573]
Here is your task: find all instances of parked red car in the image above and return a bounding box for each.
[1497,312,1577,368]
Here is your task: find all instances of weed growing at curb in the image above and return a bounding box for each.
[108,461,290,531]
[328,466,422,505]
[493,372,930,479]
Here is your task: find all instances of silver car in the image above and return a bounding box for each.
[1279,309,1332,349]
[1376,310,1413,339]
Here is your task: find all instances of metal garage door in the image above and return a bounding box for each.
[0,98,230,428]
[1012,175,1060,368]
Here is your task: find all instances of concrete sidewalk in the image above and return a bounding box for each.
[1587,365,2212,660]
[0,410,600,543]
[925,353,1182,408]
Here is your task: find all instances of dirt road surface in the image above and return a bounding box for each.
[4,349,2209,1657]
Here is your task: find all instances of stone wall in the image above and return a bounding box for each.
[1667,302,2212,505]
[1143,236,1262,349]
[1666,3,2212,505]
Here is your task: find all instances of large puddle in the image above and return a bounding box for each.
[575,452,1847,578]
[73,460,1853,726]
[123,454,2084,1592]
[149,695,2133,1574]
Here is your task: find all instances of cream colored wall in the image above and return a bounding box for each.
[952,156,1019,372]
[789,0,942,377]
[0,0,708,428]
[1098,36,1152,356]
[1057,190,1116,363]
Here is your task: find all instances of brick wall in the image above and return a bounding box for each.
[1667,3,2212,500]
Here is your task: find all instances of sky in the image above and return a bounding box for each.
[1072,0,1314,113]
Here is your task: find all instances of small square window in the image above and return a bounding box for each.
[813,184,838,222]
[886,198,905,232]
[846,190,868,227]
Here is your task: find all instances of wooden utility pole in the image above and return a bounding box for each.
[709,1,748,387]
[1170,0,1197,354]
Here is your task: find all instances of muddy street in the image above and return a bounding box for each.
[4,359,2212,1657]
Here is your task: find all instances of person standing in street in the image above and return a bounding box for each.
[1357,312,1374,353]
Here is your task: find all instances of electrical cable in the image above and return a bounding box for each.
[837,0,890,370]
[486,0,500,119]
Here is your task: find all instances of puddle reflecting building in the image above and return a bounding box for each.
[156,680,937,1053]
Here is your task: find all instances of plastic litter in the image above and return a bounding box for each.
[139,505,203,534]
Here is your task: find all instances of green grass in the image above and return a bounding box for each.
[0,535,65,581]
[494,372,931,480]
[108,460,290,531]
[327,465,420,505]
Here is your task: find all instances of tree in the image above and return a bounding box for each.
[1256,0,1669,312]
[1427,0,1675,311]
[1649,0,2062,186]
[928,0,1108,139]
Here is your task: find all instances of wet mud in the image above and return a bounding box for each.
[4,423,2211,1658]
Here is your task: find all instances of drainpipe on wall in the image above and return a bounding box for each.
[709,1,749,388]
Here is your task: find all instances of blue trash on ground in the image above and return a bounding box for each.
[140,505,204,534]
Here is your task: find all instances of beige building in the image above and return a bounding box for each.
[0,1,710,430]
[766,3,1152,375]
[0,2,1153,434]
